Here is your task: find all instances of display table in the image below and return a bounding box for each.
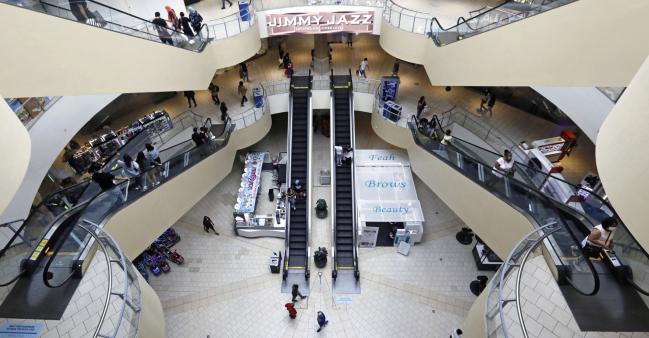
[235,152,265,215]
[531,136,565,162]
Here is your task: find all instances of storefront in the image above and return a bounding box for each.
[354,149,424,248]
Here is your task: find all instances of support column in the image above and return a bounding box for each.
[313,34,329,59]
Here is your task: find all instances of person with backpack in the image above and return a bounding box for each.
[136,151,155,191]
[188,7,203,35]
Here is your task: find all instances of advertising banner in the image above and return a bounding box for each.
[266,11,374,36]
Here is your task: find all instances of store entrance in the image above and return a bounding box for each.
[368,222,404,247]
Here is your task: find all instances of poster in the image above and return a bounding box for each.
[358,226,379,248]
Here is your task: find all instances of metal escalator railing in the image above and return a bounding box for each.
[348,70,360,280]
[407,119,599,296]
[1,0,258,52]
[281,75,295,280]
[40,121,236,288]
[425,114,649,296]
[45,220,141,338]
[485,222,559,338]
[382,0,578,46]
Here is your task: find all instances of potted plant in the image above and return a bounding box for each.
[315,198,328,219]
[314,247,328,268]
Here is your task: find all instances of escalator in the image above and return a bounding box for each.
[330,71,360,292]
[282,74,312,288]
[409,115,649,331]
[0,118,233,319]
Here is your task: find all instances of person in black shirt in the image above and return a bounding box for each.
[179,12,194,37]
[184,90,197,108]
[89,163,126,202]
[152,12,173,45]
[191,127,204,147]
[69,0,92,22]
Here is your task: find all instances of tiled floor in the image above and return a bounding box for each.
[153,105,490,337]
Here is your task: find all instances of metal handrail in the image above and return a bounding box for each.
[282,75,295,279]
[329,71,337,277]
[348,69,360,278]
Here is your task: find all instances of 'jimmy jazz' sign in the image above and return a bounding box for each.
[266,11,374,36]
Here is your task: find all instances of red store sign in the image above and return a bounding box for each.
[266,11,374,36]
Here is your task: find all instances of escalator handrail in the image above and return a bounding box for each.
[348,77,360,277]
[329,80,337,272]
[408,122,601,296]
[282,84,295,277]
[428,111,649,264]
[40,122,237,287]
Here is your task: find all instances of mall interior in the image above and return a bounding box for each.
[1,0,649,337]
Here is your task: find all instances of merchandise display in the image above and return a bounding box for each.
[235,152,265,214]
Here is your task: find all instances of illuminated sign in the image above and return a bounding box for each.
[266,11,374,36]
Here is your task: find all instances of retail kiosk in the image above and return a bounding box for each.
[354,149,424,248]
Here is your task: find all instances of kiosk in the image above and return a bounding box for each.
[354,150,424,248]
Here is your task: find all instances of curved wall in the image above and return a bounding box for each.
[0,99,31,216]
[380,0,649,86]
[596,55,649,251]
[104,112,272,258]
[0,3,261,97]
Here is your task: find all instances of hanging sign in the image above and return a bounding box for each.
[266,11,374,36]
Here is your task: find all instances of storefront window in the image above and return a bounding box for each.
[4,97,60,128]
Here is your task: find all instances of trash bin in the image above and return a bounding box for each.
[239,1,250,21]
[253,87,263,108]
[270,251,282,273]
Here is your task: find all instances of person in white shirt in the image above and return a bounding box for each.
[439,129,452,150]
[334,145,343,166]
[492,150,515,178]
[342,146,354,165]
[117,153,141,190]
[582,217,617,257]
[144,143,163,183]
[358,58,368,78]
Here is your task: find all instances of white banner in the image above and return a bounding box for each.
[354,149,410,167]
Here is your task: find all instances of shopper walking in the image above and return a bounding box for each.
[136,152,156,191]
[117,153,141,190]
[316,311,329,332]
[191,127,205,147]
[179,12,194,36]
[165,5,180,30]
[89,163,126,203]
[291,284,306,303]
[203,216,220,235]
[286,62,294,78]
[188,7,203,35]
[239,62,249,82]
[479,89,489,112]
[184,90,197,108]
[358,58,368,79]
[347,33,353,47]
[208,82,221,104]
[220,102,229,122]
[283,53,291,69]
[144,143,163,182]
[486,92,497,117]
[416,96,427,119]
[221,0,233,10]
[153,12,173,45]
[285,303,297,319]
[439,129,452,150]
[238,81,248,107]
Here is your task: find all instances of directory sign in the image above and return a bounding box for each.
[266,11,374,36]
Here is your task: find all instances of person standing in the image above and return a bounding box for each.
[283,53,291,70]
[239,62,249,82]
[359,58,368,78]
[286,62,294,78]
[291,284,306,303]
[188,7,203,35]
[152,12,173,45]
[439,129,452,150]
[165,5,180,30]
[184,90,197,108]
[69,0,92,22]
[89,163,126,203]
[144,143,163,183]
[486,92,497,117]
[392,60,400,76]
[117,153,141,190]
[179,12,194,36]
[582,217,618,256]
[316,311,329,332]
[416,96,427,119]
[136,151,155,191]
[208,82,221,105]
[221,0,233,10]
[220,102,229,122]
[346,33,353,47]
[191,127,204,147]
[238,81,248,107]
